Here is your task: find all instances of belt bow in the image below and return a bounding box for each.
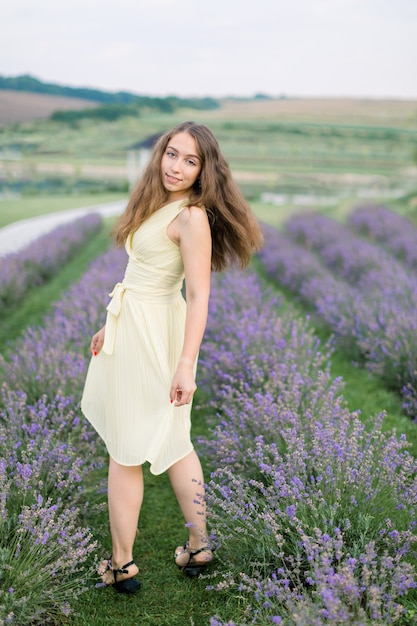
[102,282,125,355]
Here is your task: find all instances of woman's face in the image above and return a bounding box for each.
[160,132,202,201]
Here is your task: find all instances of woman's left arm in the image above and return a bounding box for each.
[169,207,212,406]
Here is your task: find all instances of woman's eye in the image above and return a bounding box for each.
[167,151,176,158]
[187,159,197,166]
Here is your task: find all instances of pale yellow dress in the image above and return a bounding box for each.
[81,199,196,475]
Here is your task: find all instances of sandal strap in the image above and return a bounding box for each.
[174,541,213,566]
[189,546,211,558]
[114,560,135,575]
[112,559,136,583]
[177,542,212,565]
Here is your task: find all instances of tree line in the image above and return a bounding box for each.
[0,74,219,121]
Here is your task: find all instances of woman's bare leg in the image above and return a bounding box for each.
[168,450,212,565]
[99,457,143,583]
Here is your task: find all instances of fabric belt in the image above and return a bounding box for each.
[102,282,125,355]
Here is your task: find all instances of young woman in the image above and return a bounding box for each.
[81,121,263,593]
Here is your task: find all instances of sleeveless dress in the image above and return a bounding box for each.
[81,199,196,475]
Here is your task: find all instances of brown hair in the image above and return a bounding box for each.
[113,121,263,270]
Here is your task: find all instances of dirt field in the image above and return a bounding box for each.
[205,97,417,126]
[0,90,98,125]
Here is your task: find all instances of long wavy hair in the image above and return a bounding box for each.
[113,121,263,270]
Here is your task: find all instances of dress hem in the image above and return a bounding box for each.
[106,444,195,476]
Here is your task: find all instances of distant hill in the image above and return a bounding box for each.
[0,74,142,104]
[0,74,220,124]
[0,90,98,125]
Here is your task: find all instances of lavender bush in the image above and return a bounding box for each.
[349,205,417,419]
[200,270,417,625]
[348,205,417,273]
[285,212,407,284]
[0,390,99,625]
[257,224,362,350]
[0,212,103,311]
[198,270,333,401]
[0,247,127,406]
[0,245,127,624]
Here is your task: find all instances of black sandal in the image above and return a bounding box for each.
[98,556,141,594]
[174,542,213,578]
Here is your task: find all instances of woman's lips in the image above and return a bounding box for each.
[166,174,181,184]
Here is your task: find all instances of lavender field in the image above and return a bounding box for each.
[1,206,417,624]
[201,269,417,625]
[258,206,417,422]
[0,213,102,311]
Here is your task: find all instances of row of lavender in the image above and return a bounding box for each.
[0,245,127,624]
[350,205,417,272]
[200,270,417,625]
[257,205,417,421]
[0,213,102,311]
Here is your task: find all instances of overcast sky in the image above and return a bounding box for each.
[2,0,417,99]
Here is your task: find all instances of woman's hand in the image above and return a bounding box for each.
[90,326,105,356]
[170,360,196,406]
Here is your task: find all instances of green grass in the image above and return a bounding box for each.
[249,196,417,231]
[249,199,355,228]
[2,104,416,213]
[0,193,126,228]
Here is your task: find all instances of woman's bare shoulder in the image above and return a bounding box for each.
[178,205,208,226]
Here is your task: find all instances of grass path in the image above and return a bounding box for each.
[0,193,126,228]
[71,405,224,626]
